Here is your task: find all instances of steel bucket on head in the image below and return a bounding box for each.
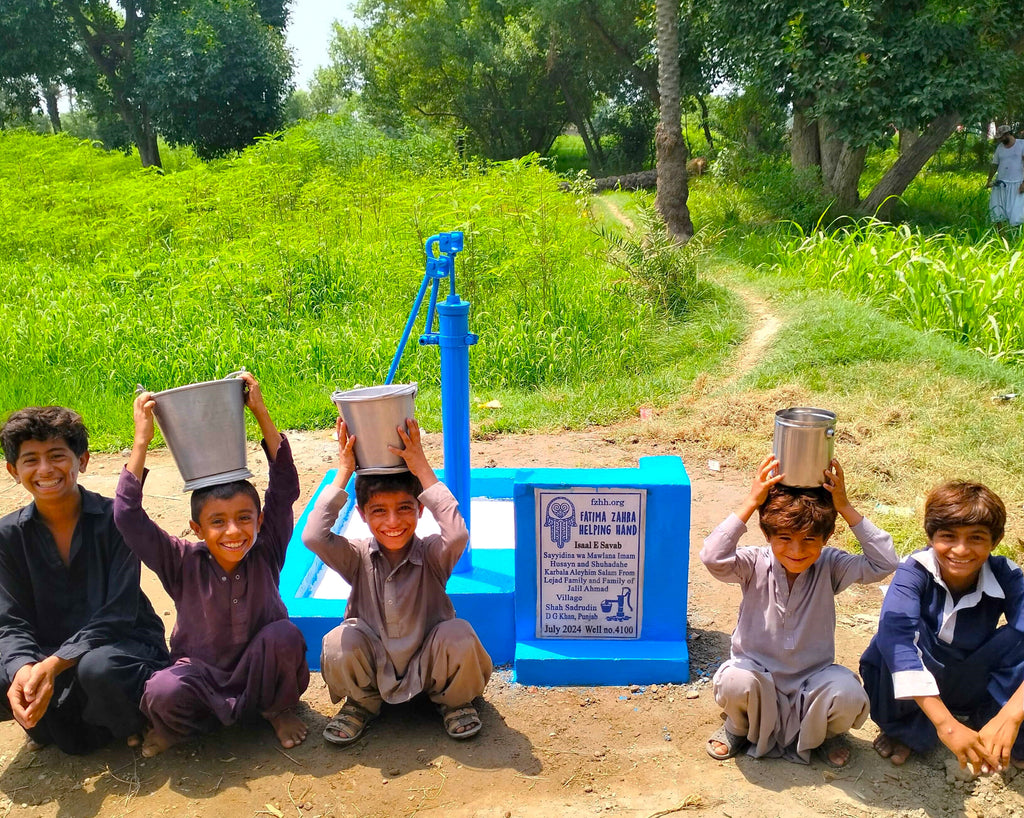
[773,407,836,488]
[332,383,417,475]
[151,372,252,492]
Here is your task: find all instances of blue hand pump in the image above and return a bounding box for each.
[385,232,477,574]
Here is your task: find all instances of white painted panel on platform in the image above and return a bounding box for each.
[311,497,514,599]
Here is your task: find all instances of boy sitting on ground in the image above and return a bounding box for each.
[114,373,308,756]
[302,417,492,745]
[701,455,898,766]
[0,407,169,754]
[861,481,1024,773]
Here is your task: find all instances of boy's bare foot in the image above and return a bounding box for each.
[24,737,45,752]
[817,734,852,768]
[140,727,172,758]
[268,710,307,749]
[873,733,912,765]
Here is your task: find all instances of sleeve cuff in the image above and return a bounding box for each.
[419,481,455,507]
[892,669,940,699]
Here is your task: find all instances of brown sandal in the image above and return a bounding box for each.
[323,701,376,746]
[438,703,482,739]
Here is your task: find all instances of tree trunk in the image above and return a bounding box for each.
[696,94,713,152]
[858,110,961,217]
[654,0,693,243]
[44,87,61,133]
[827,144,867,210]
[818,118,842,184]
[557,74,604,176]
[791,98,820,170]
[898,127,919,155]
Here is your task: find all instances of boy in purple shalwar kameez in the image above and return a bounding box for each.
[114,373,309,756]
[302,417,492,746]
[701,455,897,766]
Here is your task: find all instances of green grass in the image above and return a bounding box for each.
[0,124,737,449]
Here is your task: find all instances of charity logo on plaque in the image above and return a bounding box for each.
[536,487,646,639]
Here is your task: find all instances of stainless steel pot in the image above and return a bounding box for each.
[151,373,253,492]
[331,383,417,475]
[773,407,836,488]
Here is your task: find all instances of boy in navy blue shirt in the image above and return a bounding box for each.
[861,481,1024,772]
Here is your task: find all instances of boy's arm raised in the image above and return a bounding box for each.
[824,460,899,591]
[300,419,360,580]
[240,373,299,566]
[390,420,468,575]
[700,454,781,583]
[114,391,185,595]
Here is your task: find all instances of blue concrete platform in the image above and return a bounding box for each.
[281,458,691,686]
[514,640,690,686]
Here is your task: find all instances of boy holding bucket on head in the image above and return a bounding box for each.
[113,372,309,756]
[701,454,898,766]
[0,407,169,754]
[861,482,1024,773]
[301,417,492,745]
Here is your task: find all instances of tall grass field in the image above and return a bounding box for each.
[0,125,736,448]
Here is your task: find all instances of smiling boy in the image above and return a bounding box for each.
[114,374,308,756]
[701,455,897,766]
[861,482,1024,772]
[302,417,492,745]
[0,407,168,754]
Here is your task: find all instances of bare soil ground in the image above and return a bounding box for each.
[1,298,1023,818]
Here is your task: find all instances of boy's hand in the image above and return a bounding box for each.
[238,371,283,460]
[239,371,267,416]
[979,707,1024,771]
[735,454,784,523]
[332,418,357,488]
[128,392,156,480]
[823,459,863,527]
[938,718,1001,773]
[389,418,438,490]
[133,391,156,447]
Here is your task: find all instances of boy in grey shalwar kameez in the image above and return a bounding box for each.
[302,418,491,745]
[701,455,897,766]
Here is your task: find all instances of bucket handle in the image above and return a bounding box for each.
[225,367,247,380]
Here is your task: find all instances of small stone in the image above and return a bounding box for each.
[629,684,641,693]
[667,696,675,703]
[593,750,605,759]
[584,785,594,793]
[528,686,538,693]
[504,812,511,818]
[382,779,389,785]
[663,734,672,741]
[388,768,400,776]
[686,690,699,700]
[650,685,659,693]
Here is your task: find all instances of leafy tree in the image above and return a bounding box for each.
[715,0,1024,212]
[0,0,291,167]
[138,0,292,160]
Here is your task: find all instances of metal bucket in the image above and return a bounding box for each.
[331,383,417,475]
[151,374,252,492]
[773,407,836,488]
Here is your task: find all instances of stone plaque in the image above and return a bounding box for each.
[536,487,646,639]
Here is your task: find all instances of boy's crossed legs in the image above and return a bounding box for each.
[321,618,492,744]
[141,619,309,755]
[711,659,869,766]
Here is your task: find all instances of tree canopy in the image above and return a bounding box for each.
[0,0,293,166]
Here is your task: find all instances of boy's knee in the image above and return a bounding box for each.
[256,619,306,657]
[76,645,122,692]
[431,619,478,650]
[828,675,869,710]
[321,622,373,670]
[143,664,200,709]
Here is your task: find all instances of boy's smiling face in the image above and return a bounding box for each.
[6,437,88,505]
[190,493,263,572]
[768,527,828,581]
[930,525,995,593]
[358,490,423,556]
